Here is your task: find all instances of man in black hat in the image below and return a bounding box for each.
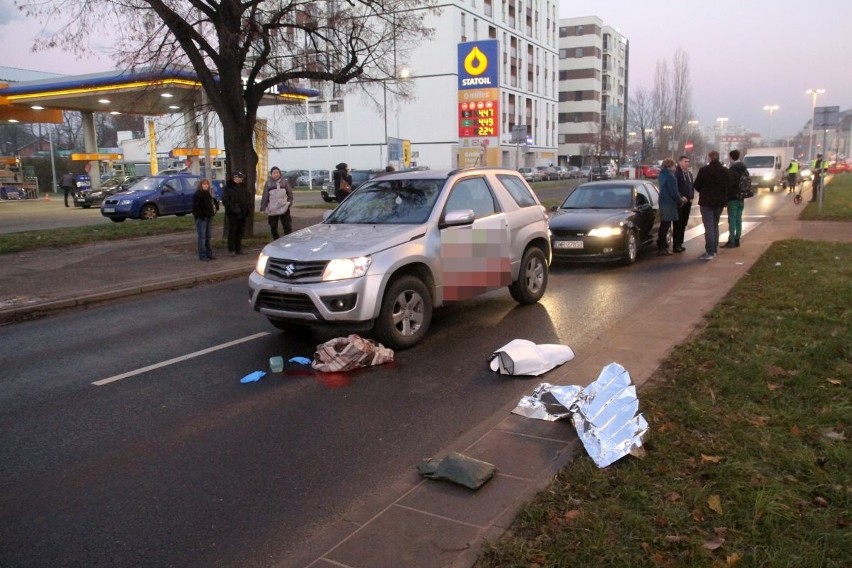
[222,170,254,255]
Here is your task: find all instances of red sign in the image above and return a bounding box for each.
[458,99,499,138]
[684,140,694,152]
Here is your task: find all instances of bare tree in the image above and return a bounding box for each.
[651,60,671,159]
[670,49,693,155]
[20,0,437,229]
[628,86,653,162]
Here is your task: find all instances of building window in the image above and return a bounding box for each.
[484,0,492,17]
[575,47,583,58]
[295,120,331,141]
[574,91,583,102]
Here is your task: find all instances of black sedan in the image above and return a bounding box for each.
[548,180,663,265]
[74,175,145,208]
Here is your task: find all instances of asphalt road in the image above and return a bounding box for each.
[0,187,788,567]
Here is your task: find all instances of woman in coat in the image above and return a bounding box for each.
[656,158,682,256]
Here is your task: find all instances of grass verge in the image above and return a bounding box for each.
[476,239,852,567]
[800,174,852,220]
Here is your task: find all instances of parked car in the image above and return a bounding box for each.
[579,165,592,179]
[589,166,611,181]
[640,164,660,179]
[295,170,327,186]
[100,174,213,222]
[536,165,562,180]
[519,167,544,182]
[827,161,850,174]
[565,166,582,179]
[74,175,145,208]
[249,167,552,349]
[549,180,664,265]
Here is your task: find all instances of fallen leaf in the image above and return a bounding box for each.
[640,542,650,552]
[813,496,829,507]
[727,552,742,565]
[748,416,770,426]
[665,491,681,502]
[764,364,790,377]
[630,446,647,459]
[826,379,841,386]
[714,527,728,536]
[708,494,723,515]
[564,509,581,523]
[767,382,780,391]
[703,536,725,550]
[701,454,723,464]
[692,508,705,522]
[821,429,847,441]
[665,535,686,543]
[651,552,667,565]
[656,516,669,527]
[790,425,801,436]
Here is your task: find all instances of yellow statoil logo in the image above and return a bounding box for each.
[464,47,488,76]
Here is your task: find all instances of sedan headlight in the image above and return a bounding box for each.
[119,199,133,205]
[322,256,372,281]
[255,252,269,276]
[588,226,624,238]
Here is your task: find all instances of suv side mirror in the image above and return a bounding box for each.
[442,209,475,228]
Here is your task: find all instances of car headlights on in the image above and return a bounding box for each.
[588,226,624,238]
[119,199,133,205]
[762,173,774,181]
[322,256,372,281]
[255,252,269,276]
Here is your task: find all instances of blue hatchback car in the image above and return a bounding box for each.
[100,174,223,222]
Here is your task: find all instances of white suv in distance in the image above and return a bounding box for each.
[248,168,552,349]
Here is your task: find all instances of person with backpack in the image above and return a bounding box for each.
[724,149,751,249]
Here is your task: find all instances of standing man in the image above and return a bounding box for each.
[260,166,294,240]
[810,153,827,202]
[673,155,694,253]
[785,158,799,192]
[692,151,731,260]
[59,171,76,207]
[192,178,217,261]
[656,158,680,256]
[725,150,748,248]
[222,171,253,255]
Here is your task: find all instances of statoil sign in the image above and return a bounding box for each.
[457,40,499,90]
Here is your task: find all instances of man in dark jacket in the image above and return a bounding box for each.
[59,171,76,207]
[332,163,352,202]
[222,171,254,255]
[692,151,732,260]
[673,156,694,253]
[725,150,748,248]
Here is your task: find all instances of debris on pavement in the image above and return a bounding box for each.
[240,370,267,384]
[269,356,284,373]
[489,338,575,376]
[417,451,496,490]
[311,334,394,373]
[512,363,649,468]
[289,356,311,365]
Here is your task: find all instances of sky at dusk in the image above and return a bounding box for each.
[2,0,850,139]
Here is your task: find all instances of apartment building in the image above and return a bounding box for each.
[265,0,560,173]
[557,16,629,166]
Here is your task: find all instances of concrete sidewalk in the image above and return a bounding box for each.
[1,191,850,567]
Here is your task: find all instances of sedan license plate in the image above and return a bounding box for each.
[102,207,115,213]
[555,240,584,250]
[76,198,86,203]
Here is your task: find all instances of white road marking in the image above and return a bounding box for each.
[684,221,759,244]
[92,331,271,386]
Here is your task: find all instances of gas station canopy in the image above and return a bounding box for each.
[0,67,319,122]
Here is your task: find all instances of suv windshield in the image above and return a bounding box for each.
[326,179,444,224]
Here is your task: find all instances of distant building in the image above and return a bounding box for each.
[266,1,560,172]
[557,16,629,165]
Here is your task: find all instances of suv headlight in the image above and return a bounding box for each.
[762,173,774,181]
[255,252,269,276]
[588,226,624,238]
[322,256,372,281]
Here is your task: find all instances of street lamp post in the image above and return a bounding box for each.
[806,88,825,162]
[763,105,779,145]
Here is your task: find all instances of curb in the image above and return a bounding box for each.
[0,264,253,323]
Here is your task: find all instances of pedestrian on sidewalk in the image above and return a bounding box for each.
[222,171,253,255]
[693,150,731,260]
[725,149,749,248]
[656,158,680,256]
[810,153,827,202]
[260,166,294,240]
[192,178,217,261]
[59,171,76,207]
[673,155,694,253]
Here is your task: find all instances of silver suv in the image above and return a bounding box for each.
[248,168,551,349]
